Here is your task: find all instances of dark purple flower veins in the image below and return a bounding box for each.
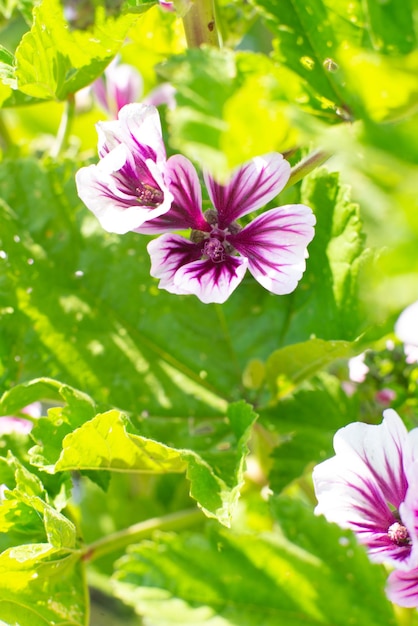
[112,154,164,208]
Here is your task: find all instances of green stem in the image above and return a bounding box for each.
[51,93,76,158]
[285,149,331,189]
[0,112,13,152]
[81,508,203,563]
[182,0,220,48]
[394,605,416,626]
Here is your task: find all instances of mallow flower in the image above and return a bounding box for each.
[145,153,315,304]
[75,103,174,234]
[91,58,176,119]
[395,299,418,364]
[313,410,418,570]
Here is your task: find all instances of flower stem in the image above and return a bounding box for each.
[286,149,331,189]
[394,606,416,626]
[182,0,220,48]
[51,93,76,158]
[0,112,13,152]
[81,508,203,562]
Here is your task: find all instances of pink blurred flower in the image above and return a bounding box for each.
[92,58,176,119]
[375,388,397,405]
[0,402,41,435]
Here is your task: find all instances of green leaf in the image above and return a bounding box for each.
[363,0,416,54]
[280,168,370,343]
[160,47,236,178]
[265,337,354,399]
[56,409,188,473]
[0,157,287,414]
[251,0,358,117]
[14,0,136,101]
[0,377,94,417]
[55,402,257,526]
[264,372,359,492]
[338,47,418,123]
[112,497,396,625]
[122,0,157,14]
[0,454,77,551]
[0,543,86,626]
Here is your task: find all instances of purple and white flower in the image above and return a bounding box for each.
[91,58,176,119]
[145,153,315,304]
[75,103,174,234]
[313,410,418,570]
[92,59,144,119]
[395,300,418,364]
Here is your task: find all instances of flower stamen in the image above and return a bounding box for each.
[136,183,164,207]
[388,522,411,546]
[202,238,225,263]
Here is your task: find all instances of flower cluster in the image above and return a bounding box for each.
[313,410,418,607]
[76,103,315,303]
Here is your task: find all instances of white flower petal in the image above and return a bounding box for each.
[395,300,418,348]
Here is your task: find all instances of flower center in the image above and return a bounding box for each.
[388,522,411,546]
[136,183,164,207]
[203,238,225,263]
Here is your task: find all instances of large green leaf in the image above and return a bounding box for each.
[251,0,360,117]
[279,168,370,343]
[0,156,338,415]
[251,0,417,120]
[112,497,396,625]
[54,401,257,526]
[0,543,86,626]
[13,0,135,101]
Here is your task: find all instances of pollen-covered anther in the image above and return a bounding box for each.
[202,238,225,263]
[136,184,164,207]
[388,522,411,546]
[190,230,207,244]
[203,208,219,225]
[227,220,242,235]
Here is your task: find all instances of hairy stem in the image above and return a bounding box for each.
[51,93,76,158]
[182,0,220,48]
[81,508,203,562]
[286,149,331,189]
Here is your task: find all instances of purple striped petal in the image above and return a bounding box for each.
[147,234,248,303]
[147,234,203,295]
[92,60,144,118]
[386,569,418,608]
[174,255,248,304]
[313,410,415,568]
[204,153,291,227]
[228,204,315,295]
[97,103,165,163]
[76,143,173,234]
[136,155,208,234]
